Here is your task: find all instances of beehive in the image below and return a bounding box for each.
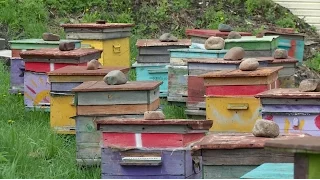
[47,66,130,134]
[61,22,134,67]
[256,88,320,136]
[20,48,102,111]
[9,58,24,94]
[199,67,283,132]
[72,81,162,166]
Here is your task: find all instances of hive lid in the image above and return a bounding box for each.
[185,57,275,64]
[224,35,279,43]
[255,88,320,99]
[72,81,163,92]
[9,39,81,45]
[20,48,102,59]
[185,29,252,38]
[191,132,310,150]
[199,66,283,78]
[96,119,213,131]
[47,66,130,76]
[61,23,134,29]
[136,39,191,47]
[263,30,305,37]
[168,48,228,53]
[265,136,320,153]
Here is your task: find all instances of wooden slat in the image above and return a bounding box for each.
[47,66,129,76]
[61,23,135,29]
[20,48,102,59]
[72,81,162,92]
[256,88,320,99]
[136,39,191,47]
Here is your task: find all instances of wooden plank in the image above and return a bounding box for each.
[201,149,293,165]
[262,104,320,113]
[63,27,132,33]
[76,142,101,159]
[206,84,271,96]
[101,148,188,176]
[203,165,256,179]
[47,65,130,76]
[10,58,24,94]
[76,98,160,115]
[256,88,320,99]
[65,32,132,40]
[51,82,82,92]
[8,39,82,49]
[72,81,162,92]
[168,65,188,97]
[185,29,252,38]
[139,46,189,55]
[137,55,170,63]
[20,48,101,59]
[25,62,87,73]
[240,163,294,179]
[261,97,320,105]
[61,22,135,29]
[294,153,308,179]
[187,76,205,106]
[76,159,100,167]
[76,131,101,144]
[76,89,159,105]
[136,39,191,47]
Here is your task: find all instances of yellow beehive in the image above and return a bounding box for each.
[61,22,134,67]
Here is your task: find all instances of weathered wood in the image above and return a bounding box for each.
[136,39,191,47]
[185,29,252,39]
[224,36,279,50]
[265,136,320,153]
[136,55,170,63]
[76,131,101,144]
[294,153,308,179]
[77,142,101,159]
[206,84,273,96]
[203,165,257,179]
[8,39,82,50]
[9,58,24,94]
[65,32,132,40]
[240,163,294,179]
[256,88,320,99]
[167,96,187,103]
[168,65,188,98]
[76,98,160,115]
[260,98,320,105]
[169,48,228,59]
[262,104,320,113]
[76,89,159,105]
[76,159,101,167]
[51,82,82,92]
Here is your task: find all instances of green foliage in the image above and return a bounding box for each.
[245,0,273,15]
[275,16,296,29]
[305,53,320,71]
[204,7,228,29]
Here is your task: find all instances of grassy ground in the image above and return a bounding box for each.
[0,61,186,178]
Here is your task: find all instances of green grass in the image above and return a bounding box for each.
[305,53,320,72]
[0,60,186,178]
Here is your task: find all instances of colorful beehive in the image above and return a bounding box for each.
[185,29,252,43]
[265,136,320,179]
[256,88,320,136]
[167,48,228,103]
[263,30,305,63]
[20,48,101,111]
[224,36,279,57]
[240,163,294,179]
[132,62,169,97]
[8,39,82,94]
[199,67,283,132]
[268,57,298,88]
[47,66,130,134]
[61,22,134,67]
[136,39,191,63]
[72,81,162,166]
[96,118,212,179]
[191,133,309,179]
[185,58,273,119]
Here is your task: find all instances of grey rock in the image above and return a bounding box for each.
[59,42,75,51]
[239,58,260,71]
[103,70,127,85]
[218,23,233,32]
[204,36,225,50]
[273,49,288,59]
[252,119,280,138]
[227,31,242,39]
[86,59,102,70]
[159,33,178,42]
[42,33,60,41]
[144,111,165,120]
[224,47,245,61]
[256,32,264,38]
[299,79,320,92]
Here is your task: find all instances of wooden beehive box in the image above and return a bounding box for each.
[9,39,82,58]
[199,67,283,132]
[96,118,212,179]
[256,88,320,136]
[263,30,305,63]
[61,22,134,67]
[47,66,130,134]
[9,58,24,94]
[72,81,162,166]
[185,57,274,119]
[185,29,252,43]
[136,39,191,63]
[224,36,279,57]
[132,62,169,97]
[191,133,309,179]
[20,48,102,110]
[269,58,298,88]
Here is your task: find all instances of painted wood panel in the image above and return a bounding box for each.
[240,163,294,179]
[8,39,82,50]
[132,62,169,97]
[82,37,130,67]
[101,148,201,178]
[169,49,227,63]
[50,82,82,92]
[76,88,159,105]
[9,58,24,94]
[25,62,87,73]
[187,76,205,109]
[102,133,205,148]
[206,96,261,132]
[168,65,188,101]
[205,83,276,96]
[24,71,50,109]
[203,165,256,179]
[50,93,76,134]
